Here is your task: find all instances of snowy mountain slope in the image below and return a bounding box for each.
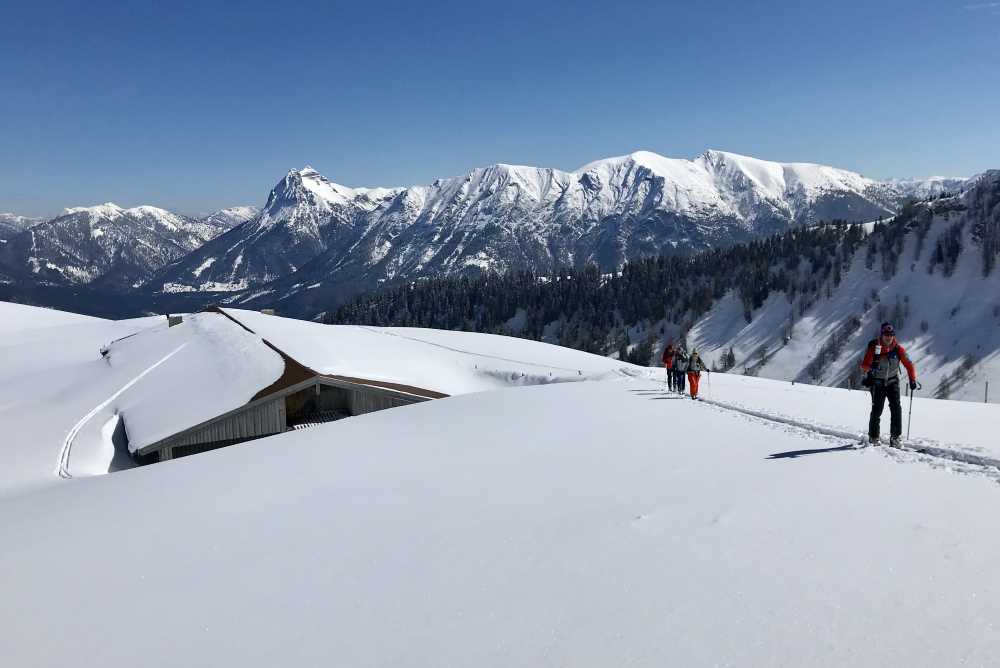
[0,212,44,240]
[2,377,1000,666]
[685,171,1000,402]
[887,176,970,200]
[197,205,259,236]
[0,203,225,288]
[151,152,971,313]
[154,168,402,292]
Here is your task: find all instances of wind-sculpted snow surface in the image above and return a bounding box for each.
[2,380,1000,666]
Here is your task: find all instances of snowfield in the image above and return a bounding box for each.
[2,301,1000,666]
[2,379,1000,667]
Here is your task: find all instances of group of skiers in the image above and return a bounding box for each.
[660,342,709,400]
[660,321,919,445]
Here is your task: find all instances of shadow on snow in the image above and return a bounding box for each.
[767,444,857,459]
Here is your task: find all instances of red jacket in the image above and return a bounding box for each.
[662,345,675,368]
[860,337,916,383]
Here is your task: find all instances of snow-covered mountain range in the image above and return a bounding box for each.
[152,151,975,311]
[0,213,45,240]
[0,204,257,288]
[197,206,260,236]
[0,151,977,308]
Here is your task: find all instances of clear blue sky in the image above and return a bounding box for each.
[2,0,998,217]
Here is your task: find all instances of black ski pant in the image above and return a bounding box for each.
[869,381,902,439]
[666,368,676,391]
[673,369,686,393]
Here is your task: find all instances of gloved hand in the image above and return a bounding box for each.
[861,373,873,388]
[909,380,918,391]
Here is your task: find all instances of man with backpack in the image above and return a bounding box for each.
[685,349,709,400]
[860,321,918,446]
[672,346,688,395]
[662,342,676,391]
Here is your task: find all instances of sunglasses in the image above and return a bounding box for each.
[881,329,895,336]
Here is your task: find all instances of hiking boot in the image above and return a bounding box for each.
[868,435,880,445]
[889,436,901,448]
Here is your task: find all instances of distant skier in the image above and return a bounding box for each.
[662,342,676,391]
[672,346,688,394]
[685,349,709,399]
[860,322,917,446]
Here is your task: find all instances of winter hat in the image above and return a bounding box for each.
[880,322,895,336]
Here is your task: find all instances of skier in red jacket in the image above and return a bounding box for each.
[860,321,917,446]
[662,342,676,391]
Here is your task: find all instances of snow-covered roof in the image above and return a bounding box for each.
[222,308,636,396]
[0,300,104,334]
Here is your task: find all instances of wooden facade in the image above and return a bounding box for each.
[135,376,436,463]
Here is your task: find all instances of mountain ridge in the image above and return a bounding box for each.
[187,150,974,315]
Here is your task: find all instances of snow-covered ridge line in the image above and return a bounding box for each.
[155,150,979,308]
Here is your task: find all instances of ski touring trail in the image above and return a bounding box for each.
[629,382,1000,479]
[56,343,189,479]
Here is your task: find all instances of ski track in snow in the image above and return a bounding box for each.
[356,325,591,374]
[56,344,188,479]
[631,381,1000,480]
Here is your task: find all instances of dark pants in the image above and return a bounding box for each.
[869,381,902,439]
[673,369,686,392]
[666,368,676,391]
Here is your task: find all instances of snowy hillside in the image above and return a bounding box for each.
[686,171,1000,402]
[336,171,1000,403]
[0,212,44,240]
[2,346,1000,665]
[149,152,970,313]
[196,205,260,236]
[0,203,229,288]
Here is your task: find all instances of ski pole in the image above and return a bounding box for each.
[906,381,922,440]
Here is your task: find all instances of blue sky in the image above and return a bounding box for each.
[2,0,998,217]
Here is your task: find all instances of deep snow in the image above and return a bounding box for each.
[3,301,1000,666]
[2,379,1000,667]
